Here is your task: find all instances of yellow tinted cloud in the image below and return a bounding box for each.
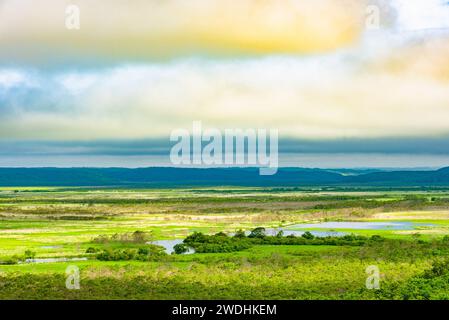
[2,53,449,140]
[373,37,449,82]
[0,0,365,60]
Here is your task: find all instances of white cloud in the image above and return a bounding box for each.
[59,73,99,95]
[393,0,449,31]
[1,0,449,142]
[1,48,449,140]
[0,70,31,88]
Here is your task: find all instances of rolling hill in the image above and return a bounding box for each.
[1,167,449,187]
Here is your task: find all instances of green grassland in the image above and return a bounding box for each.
[1,187,449,299]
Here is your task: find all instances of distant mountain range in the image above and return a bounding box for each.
[1,167,449,187]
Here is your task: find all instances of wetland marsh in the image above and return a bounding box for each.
[1,187,449,299]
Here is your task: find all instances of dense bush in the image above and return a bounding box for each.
[96,244,166,261]
[193,242,252,253]
[373,258,449,300]
[301,231,314,240]
[92,231,152,244]
[23,250,36,259]
[184,231,252,253]
[0,250,37,265]
[173,243,189,255]
[85,247,98,254]
[234,229,246,238]
[0,256,19,265]
[248,227,266,239]
[181,228,382,253]
[423,258,449,278]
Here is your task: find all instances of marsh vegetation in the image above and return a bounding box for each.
[1,187,449,299]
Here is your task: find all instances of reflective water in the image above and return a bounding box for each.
[151,240,195,255]
[21,257,88,264]
[263,228,346,237]
[287,221,434,230]
[149,220,435,255]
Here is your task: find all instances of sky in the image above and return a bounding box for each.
[1,0,449,168]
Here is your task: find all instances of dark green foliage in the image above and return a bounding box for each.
[92,231,152,244]
[85,247,97,254]
[184,232,208,243]
[423,259,449,278]
[369,235,384,242]
[184,232,252,253]
[23,250,36,259]
[192,242,252,253]
[214,232,228,237]
[301,231,315,240]
[181,230,384,253]
[233,229,246,238]
[173,243,189,255]
[96,245,166,261]
[248,227,266,238]
[137,247,149,255]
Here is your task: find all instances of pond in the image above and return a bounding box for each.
[286,221,435,231]
[40,245,63,249]
[21,257,88,264]
[151,220,434,255]
[154,229,347,255]
[263,228,346,237]
[151,240,195,255]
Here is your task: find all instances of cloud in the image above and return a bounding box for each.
[5,136,449,157]
[0,70,31,88]
[0,0,367,63]
[392,0,449,31]
[1,39,449,141]
[0,0,448,142]
[367,35,449,82]
[3,138,449,168]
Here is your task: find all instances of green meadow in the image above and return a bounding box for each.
[1,187,449,299]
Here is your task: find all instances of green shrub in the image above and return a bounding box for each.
[301,231,314,240]
[96,245,166,261]
[214,232,228,237]
[92,231,152,244]
[276,230,284,238]
[184,232,208,244]
[0,256,19,265]
[374,258,449,300]
[85,247,97,254]
[23,250,36,259]
[423,259,449,278]
[248,227,266,239]
[369,235,385,242]
[234,229,246,238]
[173,243,189,255]
[137,247,149,255]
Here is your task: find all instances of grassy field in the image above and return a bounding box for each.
[1,187,449,299]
